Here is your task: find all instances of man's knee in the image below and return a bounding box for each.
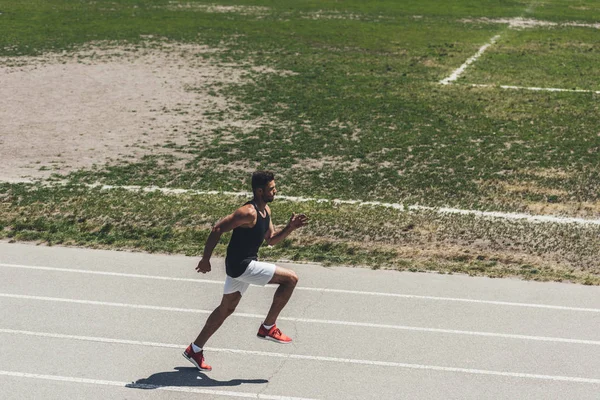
[220,303,237,317]
[270,267,299,287]
[287,271,299,287]
[219,293,241,316]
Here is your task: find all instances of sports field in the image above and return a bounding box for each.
[1,0,599,283]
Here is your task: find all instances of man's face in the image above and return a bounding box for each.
[261,180,277,203]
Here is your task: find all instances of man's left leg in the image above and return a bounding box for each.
[264,266,298,325]
[257,266,298,343]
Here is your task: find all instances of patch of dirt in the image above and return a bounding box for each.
[522,168,574,179]
[251,65,298,77]
[421,59,443,68]
[0,40,285,181]
[499,182,568,197]
[478,178,600,217]
[525,201,600,216]
[294,234,595,282]
[291,156,363,172]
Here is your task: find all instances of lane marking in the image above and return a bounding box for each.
[1,294,599,345]
[470,83,600,95]
[2,262,600,313]
[1,330,599,384]
[0,370,316,399]
[439,35,501,85]
[0,263,222,284]
[6,181,600,225]
[299,286,600,313]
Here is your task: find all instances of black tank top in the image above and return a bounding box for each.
[225,200,270,278]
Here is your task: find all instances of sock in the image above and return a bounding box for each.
[191,343,202,353]
[263,323,274,330]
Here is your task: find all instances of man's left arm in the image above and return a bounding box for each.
[265,212,309,246]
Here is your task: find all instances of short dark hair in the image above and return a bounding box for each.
[252,171,275,192]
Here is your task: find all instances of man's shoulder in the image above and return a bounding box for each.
[235,203,257,218]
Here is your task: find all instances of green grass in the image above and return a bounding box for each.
[1,183,599,284]
[466,28,600,90]
[44,3,597,212]
[1,0,599,283]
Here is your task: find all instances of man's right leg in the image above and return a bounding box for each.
[183,291,242,371]
[195,292,242,347]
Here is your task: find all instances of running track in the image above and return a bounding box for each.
[1,242,599,399]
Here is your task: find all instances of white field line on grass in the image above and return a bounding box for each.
[2,263,600,313]
[2,293,600,344]
[6,180,600,225]
[1,329,599,384]
[439,35,501,85]
[0,370,315,400]
[471,83,600,95]
[90,183,600,226]
[440,29,600,94]
[462,17,600,31]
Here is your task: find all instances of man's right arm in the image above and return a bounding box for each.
[195,206,255,274]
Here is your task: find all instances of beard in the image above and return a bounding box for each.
[264,196,274,203]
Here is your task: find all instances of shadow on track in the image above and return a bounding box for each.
[126,366,268,389]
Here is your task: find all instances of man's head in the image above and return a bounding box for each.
[252,170,276,203]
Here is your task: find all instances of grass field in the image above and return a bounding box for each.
[1,1,599,284]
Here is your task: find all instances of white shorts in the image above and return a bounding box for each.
[223,260,277,295]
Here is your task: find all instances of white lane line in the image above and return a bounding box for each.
[9,181,600,226]
[1,294,599,345]
[470,83,600,95]
[1,329,599,384]
[2,262,600,313]
[439,35,501,85]
[0,370,316,400]
[298,286,600,313]
[0,263,222,284]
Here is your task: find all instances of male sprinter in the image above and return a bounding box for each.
[183,171,309,371]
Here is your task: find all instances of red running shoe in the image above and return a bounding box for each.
[182,344,212,371]
[257,324,292,344]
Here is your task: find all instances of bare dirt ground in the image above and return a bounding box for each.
[0,40,275,181]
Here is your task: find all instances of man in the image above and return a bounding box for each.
[183,171,309,371]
